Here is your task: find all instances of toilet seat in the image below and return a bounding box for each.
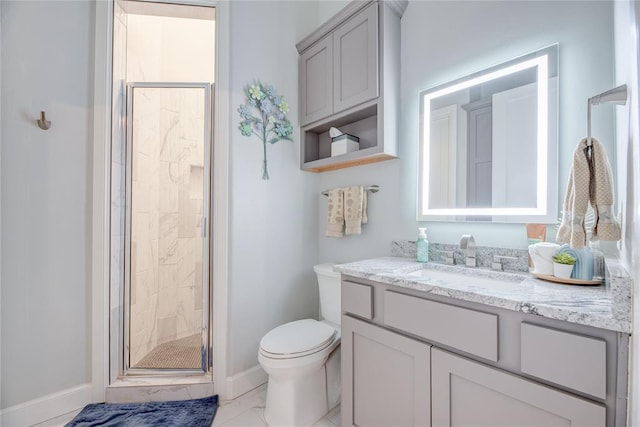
[260,319,337,359]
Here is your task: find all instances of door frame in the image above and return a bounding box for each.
[91,0,230,402]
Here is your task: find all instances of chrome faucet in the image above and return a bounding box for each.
[459,234,476,267]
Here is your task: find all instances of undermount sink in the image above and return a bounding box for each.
[405,266,526,288]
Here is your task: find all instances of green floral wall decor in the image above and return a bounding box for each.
[238,81,293,180]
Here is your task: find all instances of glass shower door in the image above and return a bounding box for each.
[124,83,211,373]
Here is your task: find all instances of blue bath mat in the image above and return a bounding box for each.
[65,395,217,426]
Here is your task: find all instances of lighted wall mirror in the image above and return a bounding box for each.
[417,44,558,222]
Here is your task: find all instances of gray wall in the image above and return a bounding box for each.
[0,0,94,408]
[613,1,639,423]
[0,0,630,417]
[317,0,349,24]
[227,1,320,376]
[0,0,322,410]
[318,1,616,263]
[1,2,4,413]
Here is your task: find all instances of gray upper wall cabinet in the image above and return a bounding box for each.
[296,0,407,172]
[299,4,377,125]
[299,35,333,126]
[333,3,378,116]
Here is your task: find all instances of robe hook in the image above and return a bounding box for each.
[37,111,51,130]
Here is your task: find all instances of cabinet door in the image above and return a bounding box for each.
[342,315,430,427]
[299,34,333,126]
[431,348,606,427]
[333,2,378,114]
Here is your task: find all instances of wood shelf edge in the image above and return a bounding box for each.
[303,153,397,173]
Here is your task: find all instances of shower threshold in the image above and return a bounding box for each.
[106,372,214,403]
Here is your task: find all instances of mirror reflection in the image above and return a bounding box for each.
[417,45,558,222]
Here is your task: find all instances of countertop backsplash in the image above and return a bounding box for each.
[391,240,530,273]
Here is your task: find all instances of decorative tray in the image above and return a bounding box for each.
[531,272,603,286]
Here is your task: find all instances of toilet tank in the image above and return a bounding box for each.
[314,263,341,325]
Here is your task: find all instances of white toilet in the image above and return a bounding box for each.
[258,263,341,427]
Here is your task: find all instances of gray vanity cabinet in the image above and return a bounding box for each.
[431,348,606,427]
[341,275,628,427]
[341,315,431,427]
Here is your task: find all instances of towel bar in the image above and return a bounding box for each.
[321,185,379,196]
[586,84,627,146]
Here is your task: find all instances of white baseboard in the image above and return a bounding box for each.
[0,383,91,427]
[225,365,267,400]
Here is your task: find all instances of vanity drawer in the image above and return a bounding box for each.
[384,291,498,362]
[521,323,606,399]
[342,281,373,319]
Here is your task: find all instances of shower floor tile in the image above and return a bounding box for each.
[133,333,201,369]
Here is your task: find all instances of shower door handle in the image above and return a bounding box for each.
[201,216,207,238]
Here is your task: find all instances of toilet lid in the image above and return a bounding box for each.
[260,319,336,357]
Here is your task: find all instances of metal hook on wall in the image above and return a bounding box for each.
[37,111,51,130]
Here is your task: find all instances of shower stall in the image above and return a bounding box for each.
[110,0,215,384]
[125,83,212,372]
[109,0,216,379]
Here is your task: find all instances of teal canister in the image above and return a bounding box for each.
[555,244,594,280]
[417,228,429,263]
[574,247,594,280]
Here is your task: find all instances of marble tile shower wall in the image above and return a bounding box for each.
[129,88,205,366]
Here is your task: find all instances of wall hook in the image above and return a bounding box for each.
[37,111,51,130]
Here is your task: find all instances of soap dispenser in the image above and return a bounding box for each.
[417,227,429,263]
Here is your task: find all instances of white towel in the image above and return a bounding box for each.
[326,188,344,238]
[325,186,368,237]
[362,190,368,225]
[556,137,620,248]
[344,186,366,235]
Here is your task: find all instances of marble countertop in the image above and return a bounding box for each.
[334,257,632,333]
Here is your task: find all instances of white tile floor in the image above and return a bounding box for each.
[37,384,340,427]
[212,384,341,427]
[31,409,81,427]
